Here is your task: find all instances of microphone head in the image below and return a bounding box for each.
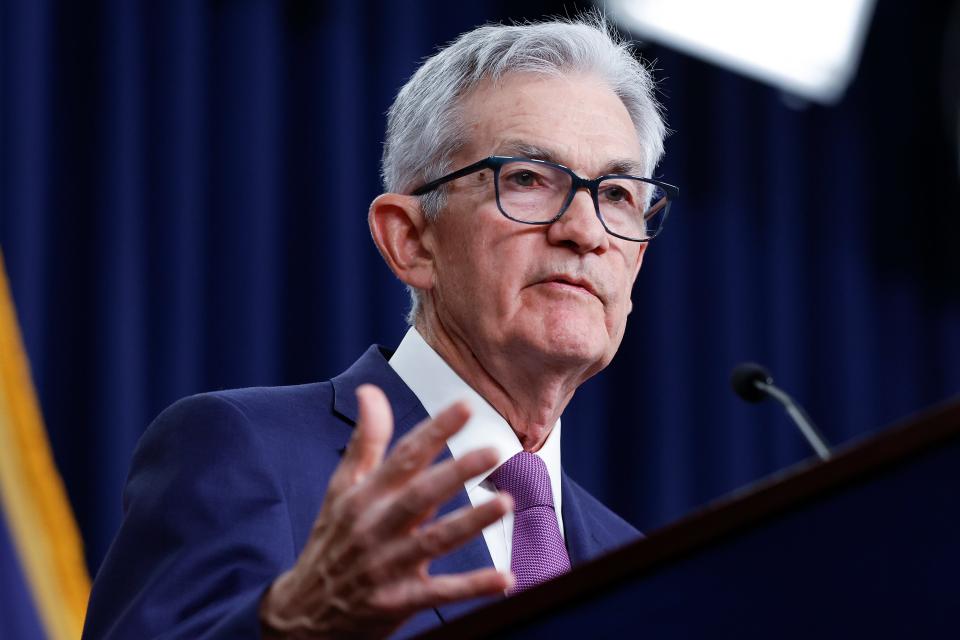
[731,362,774,403]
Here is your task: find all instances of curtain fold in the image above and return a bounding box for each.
[0,0,957,577]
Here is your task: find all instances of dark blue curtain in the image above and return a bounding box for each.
[2,0,958,576]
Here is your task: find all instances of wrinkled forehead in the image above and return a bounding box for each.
[455,72,646,175]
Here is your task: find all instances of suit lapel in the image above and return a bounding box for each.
[426,467,500,622]
[331,345,424,438]
[329,345,498,623]
[561,470,604,566]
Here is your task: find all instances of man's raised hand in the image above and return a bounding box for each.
[260,384,513,638]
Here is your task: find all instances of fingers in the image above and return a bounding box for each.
[352,385,394,478]
[369,400,472,492]
[326,384,393,498]
[276,387,515,637]
[383,494,513,568]
[403,568,515,611]
[373,447,502,535]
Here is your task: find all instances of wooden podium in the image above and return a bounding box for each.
[420,397,960,639]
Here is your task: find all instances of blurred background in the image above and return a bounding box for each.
[0,0,957,618]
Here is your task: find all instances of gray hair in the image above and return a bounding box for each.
[380,14,667,323]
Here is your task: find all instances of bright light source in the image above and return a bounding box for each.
[605,0,877,104]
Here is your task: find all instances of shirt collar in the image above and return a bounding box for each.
[388,327,563,497]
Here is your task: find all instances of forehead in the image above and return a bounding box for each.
[457,72,644,175]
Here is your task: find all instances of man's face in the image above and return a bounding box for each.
[423,72,648,380]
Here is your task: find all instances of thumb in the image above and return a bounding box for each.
[327,384,393,497]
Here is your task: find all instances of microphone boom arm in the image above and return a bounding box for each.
[754,380,832,461]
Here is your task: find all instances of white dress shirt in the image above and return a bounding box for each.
[388,327,563,573]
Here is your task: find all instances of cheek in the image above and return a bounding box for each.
[469,239,536,307]
[605,258,642,330]
[604,297,630,338]
[438,245,516,323]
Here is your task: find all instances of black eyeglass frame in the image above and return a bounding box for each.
[411,155,679,242]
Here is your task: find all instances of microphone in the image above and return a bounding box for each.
[731,363,832,461]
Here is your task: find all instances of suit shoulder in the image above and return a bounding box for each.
[131,381,345,500]
[192,381,334,421]
[150,381,338,441]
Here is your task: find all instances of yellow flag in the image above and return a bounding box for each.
[0,251,90,639]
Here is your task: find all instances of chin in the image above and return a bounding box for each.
[530,313,609,366]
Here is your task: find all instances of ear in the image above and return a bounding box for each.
[368,193,436,291]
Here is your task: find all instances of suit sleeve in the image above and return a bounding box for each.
[83,393,297,639]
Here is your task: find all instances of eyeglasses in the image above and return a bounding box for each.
[411,156,678,242]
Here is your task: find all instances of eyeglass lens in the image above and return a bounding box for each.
[496,160,668,240]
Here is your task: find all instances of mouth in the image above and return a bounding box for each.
[539,275,602,302]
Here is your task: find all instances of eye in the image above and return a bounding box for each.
[602,185,630,203]
[499,162,564,192]
[509,170,538,187]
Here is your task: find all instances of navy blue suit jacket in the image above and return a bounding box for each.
[83,346,640,639]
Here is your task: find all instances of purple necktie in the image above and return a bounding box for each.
[490,451,571,593]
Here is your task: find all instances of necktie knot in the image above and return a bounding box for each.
[489,451,553,512]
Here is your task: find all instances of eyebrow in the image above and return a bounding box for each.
[495,139,647,177]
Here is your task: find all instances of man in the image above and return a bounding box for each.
[83,15,673,639]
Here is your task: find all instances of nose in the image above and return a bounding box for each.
[545,188,609,254]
